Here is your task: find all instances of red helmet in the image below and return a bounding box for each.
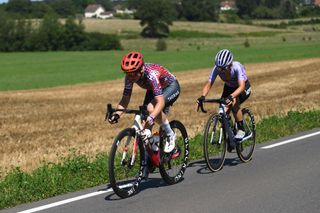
[121,52,144,73]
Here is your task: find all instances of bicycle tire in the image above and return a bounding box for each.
[159,120,189,185]
[203,113,227,172]
[108,128,145,198]
[236,108,256,162]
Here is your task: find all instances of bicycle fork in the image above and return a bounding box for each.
[121,114,143,167]
[209,117,223,145]
[121,136,139,168]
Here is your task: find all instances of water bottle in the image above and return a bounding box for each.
[150,132,160,152]
[141,129,152,145]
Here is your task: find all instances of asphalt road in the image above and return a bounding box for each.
[2,129,320,213]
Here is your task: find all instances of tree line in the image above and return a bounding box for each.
[1,0,113,18]
[127,0,320,37]
[0,13,122,52]
[1,0,319,49]
[2,0,319,20]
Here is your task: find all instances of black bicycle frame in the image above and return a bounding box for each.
[198,98,236,148]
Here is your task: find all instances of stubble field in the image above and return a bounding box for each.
[1,58,320,173]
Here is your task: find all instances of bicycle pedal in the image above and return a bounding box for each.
[170,148,181,160]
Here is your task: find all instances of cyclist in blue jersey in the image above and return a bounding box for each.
[197,49,252,141]
[108,52,180,153]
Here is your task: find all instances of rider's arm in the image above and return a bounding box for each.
[230,79,245,99]
[116,95,131,116]
[116,77,132,116]
[202,67,218,97]
[201,80,214,96]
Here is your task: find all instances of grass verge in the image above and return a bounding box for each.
[0,110,319,209]
[1,41,320,91]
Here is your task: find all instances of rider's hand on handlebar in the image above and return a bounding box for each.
[223,95,233,106]
[146,115,155,126]
[108,113,120,124]
[197,96,205,104]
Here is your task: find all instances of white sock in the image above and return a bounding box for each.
[161,119,174,136]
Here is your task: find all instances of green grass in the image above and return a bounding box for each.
[0,152,108,209]
[1,40,320,91]
[236,31,282,37]
[169,30,232,38]
[0,110,319,209]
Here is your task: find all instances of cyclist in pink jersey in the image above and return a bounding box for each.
[108,52,180,154]
[197,49,251,141]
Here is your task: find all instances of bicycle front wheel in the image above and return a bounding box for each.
[159,120,189,185]
[203,113,226,172]
[236,108,256,162]
[108,128,144,198]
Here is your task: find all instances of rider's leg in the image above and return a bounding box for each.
[145,80,180,153]
[232,98,245,140]
[146,101,176,153]
[232,98,243,123]
[146,101,174,136]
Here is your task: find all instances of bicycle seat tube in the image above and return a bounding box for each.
[219,104,236,147]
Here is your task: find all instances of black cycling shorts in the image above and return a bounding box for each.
[221,80,251,104]
[143,80,180,108]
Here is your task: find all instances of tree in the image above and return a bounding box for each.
[35,13,64,50]
[0,14,33,51]
[127,0,140,10]
[63,17,86,50]
[262,0,281,8]
[253,6,277,18]
[48,0,77,17]
[135,0,176,38]
[96,0,112,11]
[181,0,219,21]
[31,2,53,18]
[279,0,297,18]
[5,0,32,17]
[236,0,259,18]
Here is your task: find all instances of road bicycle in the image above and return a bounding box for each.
[106,104,189,198]
[198,98,256,172]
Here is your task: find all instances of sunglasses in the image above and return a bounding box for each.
[217,65,230,72]
[125,71,140,77]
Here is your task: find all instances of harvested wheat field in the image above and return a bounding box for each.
[1,58,320,173]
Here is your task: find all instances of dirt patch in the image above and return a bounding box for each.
[1,58,320,172]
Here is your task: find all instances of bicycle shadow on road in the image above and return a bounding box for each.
[188,156,241,175]
[104,175,175,201]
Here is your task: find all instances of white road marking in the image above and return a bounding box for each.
[18,183,133,213]
[16,131,320,212]
[17,190,111,213]
[260,131,320,149]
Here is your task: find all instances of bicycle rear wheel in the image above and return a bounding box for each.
[108,128,144,198]
[236,108,256,162]
[203,114,227,172]
[159,120,189,185]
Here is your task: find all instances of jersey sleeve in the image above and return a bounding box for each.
[122,76,133,97]
[234,63,247,81]
[147,71,163,97]
[208,66,218,83]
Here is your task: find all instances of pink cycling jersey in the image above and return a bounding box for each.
[209,61,248,88]
[123,63,176,97]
